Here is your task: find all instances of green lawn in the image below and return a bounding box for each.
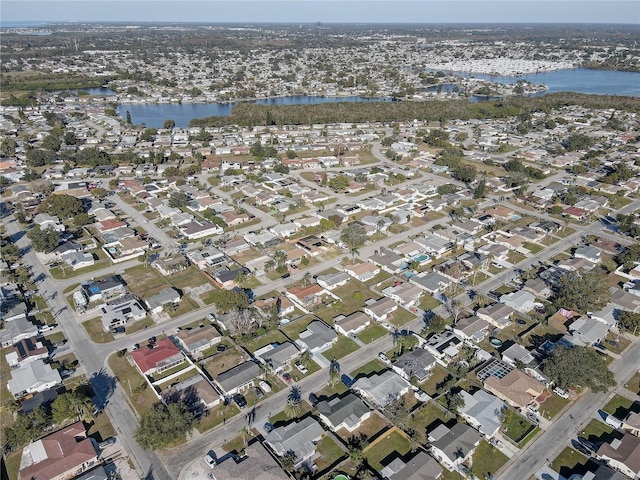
[356,323,388,344]
[269,400,312,425]
[409,401,455,444]
[314,435,346,472]
[626,371,640,396]
[538,393,570,420]
[580,419,622,445]
[389,308,416,327]
[523,242,544,254]
[549,447,590,478]
[470,440,508,479]
[501,409,535,444]
[420,365,450,397]
[364,428,412,471]
[335,412,390,442]
[82,317,115,343]
[314,280,371,322]
[350,359,387,379]
[239,329,289,353]
[603,394,640,419]
[419,294,441,311]
[279,315,316,340]
[107,352,158,414]
[323,336,359,360]
[198,403,241,433]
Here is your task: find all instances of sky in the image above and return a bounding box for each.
[2,0,639,25]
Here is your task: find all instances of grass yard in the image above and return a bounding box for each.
[579,419,622,446]
[122,265,168,298]
[470,440,508,479]
[389,308,416,327]
[507,251,527,264]
[409,401,455,444]
[626,371,640,396]
[538,393,570,420]
[364,427,412,471]
[501,409,535,444]
[420,365,450,397]
[314,435,346,472]
[82,317,115,343]
[523,242,544,254]
[124,316,154,334]
[549,447,590,478]
[314,280,371,322]
[0,348,16,447]
[107,352,158,414]
[198,403,241,433]
[87,410,117,442]
[350,359,387,380]
[604,332,631,354]
[49,255,111,279]
[239,329,289,353]
[336,412,390,442]
[356,323,388,344]
[202,347,245,379]
[419,294,441,311]
[323,336,359,361]
[269,401,312,425]
[279,315,316,340]
[5,451,21,480]
[603,393,640,419]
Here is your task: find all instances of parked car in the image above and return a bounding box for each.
[38,324,56,333]
[259,381,272,393]
[216,344,227,352]
[233,394,247,408]
[281,272,291,279]
[131,343,140,351]
[282,372,292,384]
[553,387,569,399]
[263,422,274,433]
[295,362,308,374]
[378,352,391,365]
[204,454,216,468]
[254,387,264,399]
[98,437,116,449]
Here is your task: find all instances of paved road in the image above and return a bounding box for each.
[496,338,640,480]
[109,193,176,249]
[2,206,171,480]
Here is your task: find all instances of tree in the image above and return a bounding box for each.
[440,391,464,414]
[552,269,611,312]
[163,119,176,129]
[450,163,477,183]
[618,311,640,335]
[424,315,446,334]
[542,346,615,393]
[27,225,59,253]
[168,191,189,208]
[473,177,486,198]
[92,187,109,199]
[328,174,350,192]
[328,367,340,387]
[52,392,77,424]
[208,289,250,312]
[39,194,84,218]
[73,212,92,227]
[135,402,194,450]
[284,387,302,419]
[1,244,20,262]
[340,223,367,252]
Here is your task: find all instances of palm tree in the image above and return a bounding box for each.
[475,291,491,308]
[328,368,340,387]
[284,398,302,419]
[70,392,95,422]
[350,247,360,261]
[240,425,251,448]
[264,259,276,274]
[302,272,312,286]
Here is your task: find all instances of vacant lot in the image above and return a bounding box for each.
[470,440,508,479]
[364,427,411,471]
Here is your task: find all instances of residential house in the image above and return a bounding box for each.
[162,374,222,412]
[199,442,288,480]
[410,271,451,295]
[270,222,299,239]
[423,331,462,362]
[370,248,405,274]
[453,316,490,343]
[173,324,222,358]
[0,316,38,348]
[582,465,628,480]
[502,344,535,366]
[595,433,640,479]
[215,361,262,395]
[7,359,62,399]
[316,392,371,432]
[499,290,536,314]
[153,256,189,276]
[622,411,640,437]
[130,338,186,377]
[334,311,370,337]
[523,278,552,299]
[81,276,125,303]
[61,251,95,270]
[364,297,398,322]
[286,284,325,311]
[351,370,411,408]
[145,287,181,314]
[316,271,350,290]
[382,282,423,309]
[179,220,223,239]
[458,389,506,438]
[264,417,325,469]
[381,451,444,480]
[344,262,380,282]
[5,338,50,368]
[254,341,299,373]
[566,317,611,347]
[429,423,482,471]
[392,348,437,382]
[575,246,602,264]
[484,368,545,411]
[18,421,98,480]
[33,213,65,233]
[296,320,338,354]
[98,294,147,332]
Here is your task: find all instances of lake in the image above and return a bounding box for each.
[118,95,390,128]
[450,68,640,97]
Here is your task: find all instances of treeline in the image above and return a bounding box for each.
[190,92,640,128]
[0,73,110,96]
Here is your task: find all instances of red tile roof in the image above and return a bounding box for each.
[130,337,181,374]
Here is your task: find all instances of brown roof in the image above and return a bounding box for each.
[19,421,97,480]
[596,433,640,474]
[335,311,370,333]
[484,369,545,409]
